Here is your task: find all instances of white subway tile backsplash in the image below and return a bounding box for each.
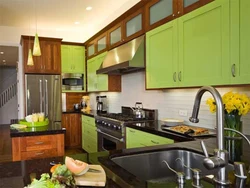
[90,72,250,135]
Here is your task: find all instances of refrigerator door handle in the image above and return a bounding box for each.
[45,79,48,117]
[39,79,43,113]
[53,77,58,121]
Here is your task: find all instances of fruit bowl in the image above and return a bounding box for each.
[19,118,49,127]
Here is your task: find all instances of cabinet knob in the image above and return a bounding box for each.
[177,11,180,14]
[231,64,236,77]
[172,14,175,17]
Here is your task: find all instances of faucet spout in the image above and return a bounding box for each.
[190,86,230,185]
[189,86,224,150]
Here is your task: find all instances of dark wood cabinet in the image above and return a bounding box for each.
[22,35,62,74]
[62,113,81,148]
[87,32,108,59]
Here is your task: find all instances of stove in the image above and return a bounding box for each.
[95,106,157,151]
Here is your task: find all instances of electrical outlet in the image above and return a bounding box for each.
[179,110,187,117]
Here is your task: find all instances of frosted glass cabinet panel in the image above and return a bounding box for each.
[184,0,199,7]
[110,27,122,45]
[126,14,142,37]
[97,36,107,52]
[87,44,95,57]
[149,0,173,25]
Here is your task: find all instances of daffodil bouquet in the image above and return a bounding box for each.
[206,91,250,116]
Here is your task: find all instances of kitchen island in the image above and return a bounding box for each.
[10,121,66,161]
[1,135,250,187]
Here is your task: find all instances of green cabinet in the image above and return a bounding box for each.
[61,45,85,73]
[126,127,174,149]
[87,52,108,92]
[82,115,97,153]
[230,0,250,84]
[146,0,230,89]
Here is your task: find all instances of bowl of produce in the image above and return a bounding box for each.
[162,118,184,127]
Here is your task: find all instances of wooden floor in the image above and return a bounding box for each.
[0,124,85,163]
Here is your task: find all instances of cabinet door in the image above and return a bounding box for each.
[72,46,85,73]
[43,41,61,74]
[124,8,144,42]
[230,0,250,84]
[145,0,175,31]
[61,45,71,73]
[146,20,178,89]
[96,52,108,91]
[62,114,70,147]
[87,57,97,92]
[178,0,230,86]
[96,33,108,54]
[108,23,123,49]
[87,41,96,59]
[23,39,43,73]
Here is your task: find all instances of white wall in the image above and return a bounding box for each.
[89,71,250,135]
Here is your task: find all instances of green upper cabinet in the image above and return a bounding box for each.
[230,0,250,84]
[146,0,230,89]
[87,52,108,92]
[146,20,178,89]
[178,0,230,87]
[61,45,85,73]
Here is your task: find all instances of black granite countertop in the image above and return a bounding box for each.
[1,137,249,187]
[10,121,66,137]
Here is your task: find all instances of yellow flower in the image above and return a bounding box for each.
[206,91,250,116]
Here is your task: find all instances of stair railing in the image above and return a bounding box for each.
[0,82,17,108]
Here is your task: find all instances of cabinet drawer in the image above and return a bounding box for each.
[20,135,57,151]
[21,149,58,160]
[82,115,95,125]
[84,124,97,139]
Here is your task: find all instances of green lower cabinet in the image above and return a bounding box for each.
[87,52,108,92]
[82,115,97,153]
[146,0,231,88]
[230,0,250,84]
[126,127,174,149]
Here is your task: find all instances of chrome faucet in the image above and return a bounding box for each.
[189,86,230,185]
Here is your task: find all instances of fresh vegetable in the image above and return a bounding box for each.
[65,156,89,175]
[50,164,61,173]
[24,164,75,188]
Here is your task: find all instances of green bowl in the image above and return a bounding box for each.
[19,118,49,127]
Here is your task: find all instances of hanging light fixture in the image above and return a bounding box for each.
[33,0,41,56]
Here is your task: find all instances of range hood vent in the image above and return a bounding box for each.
[96,35,145,75]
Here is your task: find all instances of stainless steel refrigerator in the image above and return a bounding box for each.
[25,74,61,124]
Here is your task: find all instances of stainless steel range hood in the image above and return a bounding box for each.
[96,35,145,75]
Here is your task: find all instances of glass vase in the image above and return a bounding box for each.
[224,113,243,162]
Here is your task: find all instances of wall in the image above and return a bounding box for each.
[89,71,250,135]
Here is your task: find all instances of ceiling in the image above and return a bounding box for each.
[0,0,140,67]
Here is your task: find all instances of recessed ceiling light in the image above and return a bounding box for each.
[86,6,92,11]
[74,21,80,25]
[3,60,6,62]
[0,51,4,55]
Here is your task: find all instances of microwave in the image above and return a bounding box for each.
[62,73,84,91]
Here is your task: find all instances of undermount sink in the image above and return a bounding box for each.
[111,148,234,182]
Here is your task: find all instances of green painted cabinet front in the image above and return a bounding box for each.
[61,45,85,73]
[230,0,250,84]
[87,52,108,92]
[82,115,97,153]
[126,127,174,149]
[146,0,230,89]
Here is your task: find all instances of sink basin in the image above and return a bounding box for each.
[111,148,234,182]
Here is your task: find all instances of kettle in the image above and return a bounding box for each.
[131,102,145,119]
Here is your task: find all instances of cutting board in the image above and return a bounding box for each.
[74,165,106,187]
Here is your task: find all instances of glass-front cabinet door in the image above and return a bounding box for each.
[87,41,96,59]
[108,23,123,49]
[179,0,214,15]
[96,33,107,54]
[124,8,144,41]
[145,0,175,31]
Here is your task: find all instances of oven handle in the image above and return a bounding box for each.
[96,128,124,142]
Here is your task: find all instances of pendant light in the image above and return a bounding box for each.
[33,0,41,56]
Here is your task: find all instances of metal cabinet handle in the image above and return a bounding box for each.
[173,72,177,82]
[177,11,180,14]
[231,64,236,77]
[178,71,182,81]
[151,140,159,144]
[35,152,44,156]
[35,141,44,145]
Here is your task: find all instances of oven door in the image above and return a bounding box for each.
[97,128,125,151]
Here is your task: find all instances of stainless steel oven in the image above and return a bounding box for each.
[95,106,157,152]
[62,73,84,91]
